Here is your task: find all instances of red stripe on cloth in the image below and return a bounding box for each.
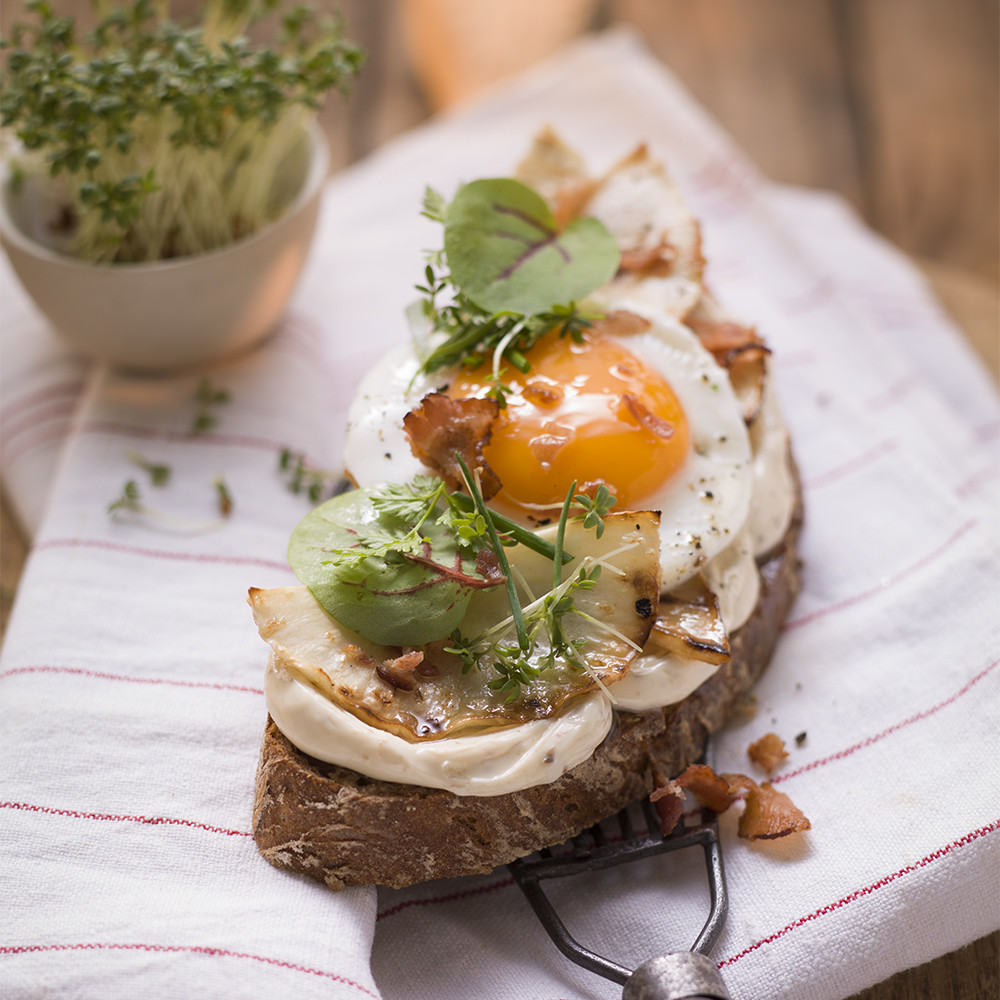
[774,658,999,784]
[2,399,77,449]
[376,875,514,921]
[717,819,1000,970]
[1,800,252,838]
[2,420,76,467]
[79,420,289,453]
[0,377,86,424]
[0,941,378,995]
[0,664,263,696]
[783,519,978,632]
[34,537,293,573]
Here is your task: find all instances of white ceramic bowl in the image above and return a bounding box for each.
[0,121,329,373]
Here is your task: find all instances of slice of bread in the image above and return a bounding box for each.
[250,483,803,891]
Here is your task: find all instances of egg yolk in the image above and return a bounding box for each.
[447,329,690,513]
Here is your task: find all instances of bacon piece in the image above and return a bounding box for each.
[738,782,811,840]
[552,178,598,231]
[649,779,686,836]
[403,392,502,500]
[343,643,376,667]
[385,650,424,673]
[622,393,676,439]
[747,732,789,774]
[375,650,424,692]
[619,241,678,276]
[686,313,770,423]
[686,315,764,362]
[588,309,652,338]
[675,763,740,814]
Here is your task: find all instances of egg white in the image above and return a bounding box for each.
[343,313,753,591]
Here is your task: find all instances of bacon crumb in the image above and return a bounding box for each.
[747,732,789,774]
[622,393,675,439]
[620,241,678,276]
[649,780,686,835]
[675,763,739,813]
[403,392,502,500]
[375,651,425,692]
[738,782,811,840]
[384,650,424,673]
[588,310,652,338]
[343,643,375,667]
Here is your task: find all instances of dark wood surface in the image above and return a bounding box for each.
[1,1,997,996]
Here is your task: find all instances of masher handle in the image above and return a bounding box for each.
[622,952,731,1000]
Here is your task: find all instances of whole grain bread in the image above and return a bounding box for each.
[252,487,803,891]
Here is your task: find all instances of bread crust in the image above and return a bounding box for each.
[252,487,803,890]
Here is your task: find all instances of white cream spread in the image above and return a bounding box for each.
[265,657,613,797]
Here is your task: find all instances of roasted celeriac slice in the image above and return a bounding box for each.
[249,511,661,742]
[647,575,731,665]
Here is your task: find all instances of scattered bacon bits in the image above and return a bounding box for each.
[747,732,789,774]
[649,761,810,842]
[738,782,811,841]
[403,392,502,500]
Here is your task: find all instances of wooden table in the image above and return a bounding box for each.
[1,1,997,996]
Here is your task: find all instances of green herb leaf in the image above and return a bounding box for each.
[287,480,502,647]
[442,178,619,316]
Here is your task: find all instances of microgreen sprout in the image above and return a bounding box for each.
[278,447,340,502]
[574,483,617,538]
[214,477,234,518]
[107,474,232,532]
[127,450,171,486]
[190,378,230,436]
[108,479,143,514]
[0,0,365,263]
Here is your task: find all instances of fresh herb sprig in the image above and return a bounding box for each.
[1,0,365,263]
[414,256,594,405]
[448,457,613,702]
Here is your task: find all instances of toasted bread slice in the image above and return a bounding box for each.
[250,484,803,891]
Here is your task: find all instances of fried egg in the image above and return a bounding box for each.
[343,309,753,591]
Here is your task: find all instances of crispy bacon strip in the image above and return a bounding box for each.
[403,392,502,500]
[747,732,789,774]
